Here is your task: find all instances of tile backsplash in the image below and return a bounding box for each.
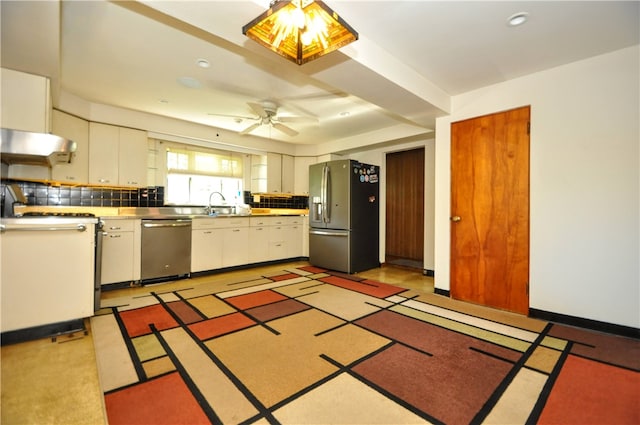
[1,182,309,211]
[0,180,164,208]
[243,191,308,209]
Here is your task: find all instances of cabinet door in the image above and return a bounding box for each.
[1,68,50,133]
[89,123,119,185]
[222,227,249,267]
[281,154,294,193]
[284,224,303,258]
[294,156,317,195]
[191,228,223,272]
[118,127,148,187]
[268,225,287,260]
[51,110,89,184]
[302,216,309,257]
[250,155,267,193]
[101,231,135,284]
[249,226,270,263]
[267,153,282,193]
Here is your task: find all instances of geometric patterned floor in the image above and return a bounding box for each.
[91,266,640,424]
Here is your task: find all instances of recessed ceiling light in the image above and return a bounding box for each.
[196,58,210,68]
[339,111,350,117]
[507,12,529,27]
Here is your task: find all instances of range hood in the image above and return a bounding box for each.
[1,128,76,167]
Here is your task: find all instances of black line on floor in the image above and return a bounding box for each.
[150,324,223,425]
[151,293,277,424]
[468,346,518,364]
[321,351,445,425]
[110,307,147,383]
[470,322,555,425]
[525,340,573,424]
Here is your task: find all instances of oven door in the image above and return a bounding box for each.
[0,218,97,334]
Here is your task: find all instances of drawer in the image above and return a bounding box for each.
[101,218,136,232]
[192,217,220,230]
[250,216,302,227]
[210,216,250,229]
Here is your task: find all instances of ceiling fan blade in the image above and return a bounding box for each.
[272,122,298,137]
[277,116,318,124]
[207,113,256,120]
[247,102,268,118]
[239,122,261,135]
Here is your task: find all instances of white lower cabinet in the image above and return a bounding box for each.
[268,225,287,260]
[191,217,249,271]
[222,227,249,267]
[251,216,304,262]
[249,226,270,263]
[191,220,223,273]
[101,219,140,285]
[191,215,305,274]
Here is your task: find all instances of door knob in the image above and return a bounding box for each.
[450,216,461,222]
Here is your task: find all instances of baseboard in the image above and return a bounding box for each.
[529,308,640,339]
[423,269,434,277]
[434,287,450,297]
[1,319,86,345]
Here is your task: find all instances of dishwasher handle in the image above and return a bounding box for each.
[142,221,191,228]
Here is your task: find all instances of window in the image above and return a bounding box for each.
[164,145,244,206]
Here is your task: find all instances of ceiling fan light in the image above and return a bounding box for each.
[242,0,358,65]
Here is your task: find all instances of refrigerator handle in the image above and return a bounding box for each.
[322,164,330,223]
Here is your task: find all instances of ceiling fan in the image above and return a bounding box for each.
[210,100,317,137]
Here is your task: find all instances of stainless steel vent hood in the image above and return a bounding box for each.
[0,128,76,167]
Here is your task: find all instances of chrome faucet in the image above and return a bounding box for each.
[206,191,226,215]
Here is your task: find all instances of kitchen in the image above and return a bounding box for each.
[0,70,381,342]
[1,1,638,423]
[1,0,638,342]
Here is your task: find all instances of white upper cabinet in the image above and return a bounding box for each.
[251,153,296,194]
[1,68,51,133]
[281,154,294,194]
[266,152,282,193]
[89,122,147,187]
[118,127,147,187]
[293,156,317,195]
[51,110,89,184]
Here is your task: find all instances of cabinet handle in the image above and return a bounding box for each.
[109,234,122,238]
[204,231,212,234]
[99,178,110,183]
[109,226,122,230]
[232,229,241,232]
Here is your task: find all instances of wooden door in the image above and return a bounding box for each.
[386,148,424,264]
[450,106,530,314]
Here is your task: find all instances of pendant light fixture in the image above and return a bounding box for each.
[242,0,358,65]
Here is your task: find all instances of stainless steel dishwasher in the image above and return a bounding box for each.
[141,218,192,282]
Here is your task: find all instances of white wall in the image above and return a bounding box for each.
[434,45,639,328]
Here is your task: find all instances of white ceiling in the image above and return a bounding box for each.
[2,1,638,151]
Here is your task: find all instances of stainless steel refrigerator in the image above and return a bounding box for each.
[308,159,380,273]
